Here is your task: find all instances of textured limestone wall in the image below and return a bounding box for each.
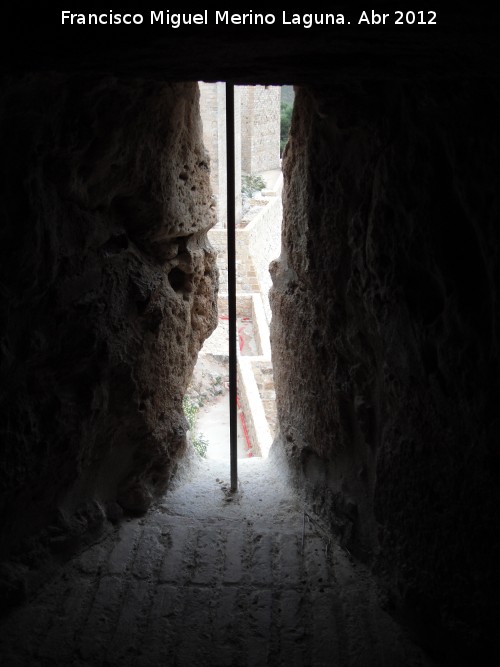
[271,83,500,657]
[0,75,217,558]
[0,18,497,662]
[199,82,221,201]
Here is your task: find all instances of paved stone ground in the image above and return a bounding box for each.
[0,456,433,666]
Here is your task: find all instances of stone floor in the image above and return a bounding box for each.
[0,455,433,666]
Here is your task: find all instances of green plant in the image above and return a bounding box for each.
[182,395,208,458]
[193,433,209,458]
[280,102,293,155]
[242,174,266,200]
[182,395,198,431]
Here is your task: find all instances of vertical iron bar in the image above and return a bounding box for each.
[226,83,238,493]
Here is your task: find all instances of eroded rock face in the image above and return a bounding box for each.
[0,28,498,662]
[0,76,217,556]
[271,83,499,657]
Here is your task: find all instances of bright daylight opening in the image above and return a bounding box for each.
[183,84,294,461]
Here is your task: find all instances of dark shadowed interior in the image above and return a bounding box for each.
[1,11,499,666]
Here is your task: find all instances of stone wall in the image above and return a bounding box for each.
[210,183,282,324]
[200,84,281,202]
[247,177,283,323]
[209,228,260,294]
[199,82,226,226]
[199,83,242,227]
[1,17,498,663]
[0,76,218,558]
[252,360,278,437]
[271,83,500,659]
[207,192,279,457]
[241,86,281,175]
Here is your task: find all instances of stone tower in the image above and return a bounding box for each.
[240,86,281,175]
[199,83,281,226]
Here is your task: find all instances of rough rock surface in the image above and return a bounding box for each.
[0,456,432,667]
[0,18,498,665]
[0,77,217,560]
[271,83,500,660]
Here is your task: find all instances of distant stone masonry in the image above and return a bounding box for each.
[197,84,283,455]
[204,178,283,456]
[199,83,281,227]
[241,86,281,175]
[198,82,232,229]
